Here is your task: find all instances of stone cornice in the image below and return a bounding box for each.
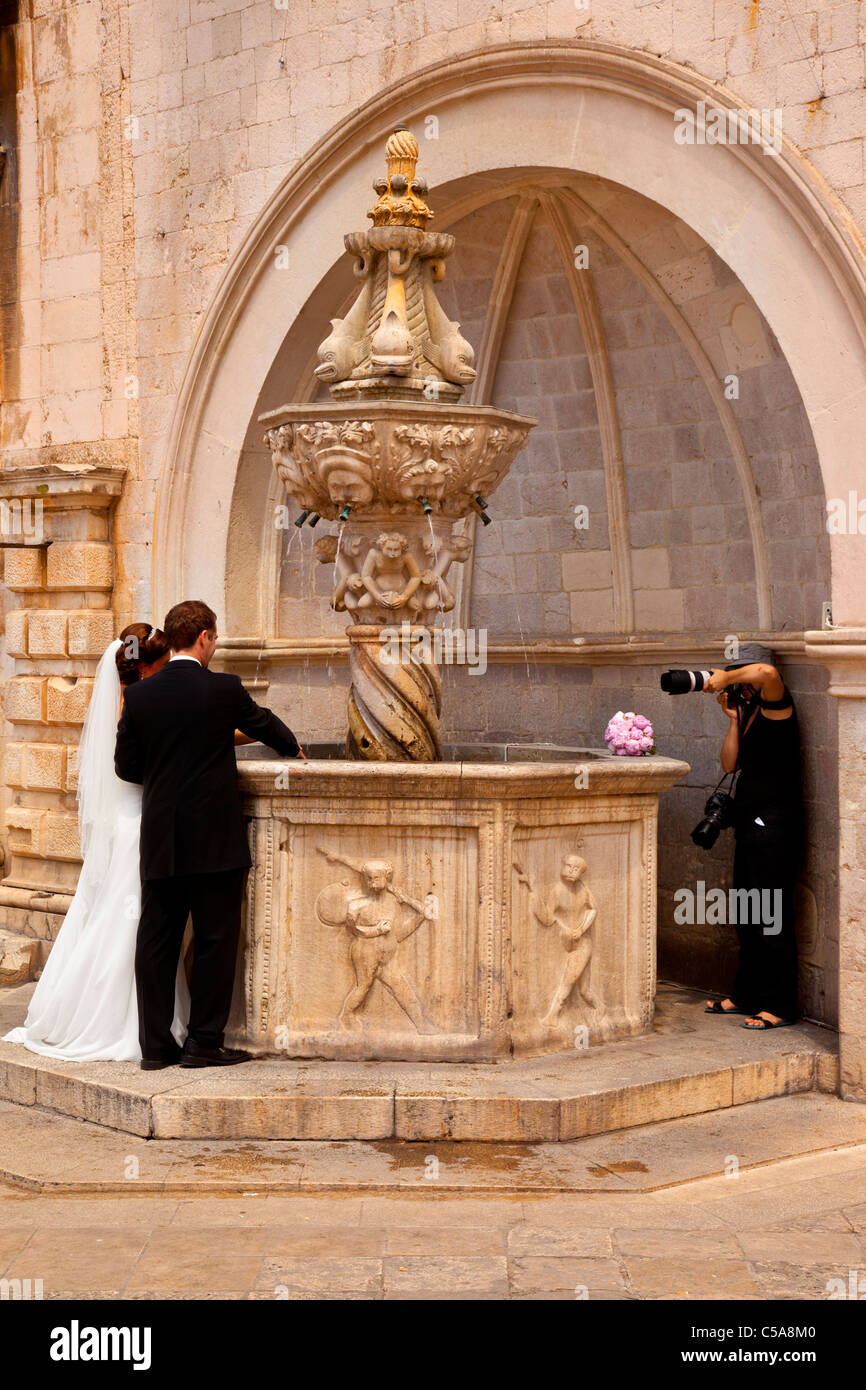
[804,628,866,695]
[238,751,691,801]
[0,463,126,508]
[217,632,811,668]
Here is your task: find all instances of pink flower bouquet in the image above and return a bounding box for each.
[604,711,656,757]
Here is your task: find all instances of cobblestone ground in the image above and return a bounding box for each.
[2,1141,865,1300]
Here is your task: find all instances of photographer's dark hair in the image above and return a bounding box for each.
[163,600,216,653]
[116,623,170,687]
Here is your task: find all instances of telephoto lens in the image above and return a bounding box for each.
[660,669,712,694]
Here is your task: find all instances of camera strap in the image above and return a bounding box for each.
[712,768,739,797]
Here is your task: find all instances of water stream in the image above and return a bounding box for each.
[333,521,345,608]
[425,512,445,626]
[253,524,299,690]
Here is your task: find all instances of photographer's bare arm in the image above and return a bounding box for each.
[703,663,788,706]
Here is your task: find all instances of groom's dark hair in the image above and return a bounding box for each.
[164,600,217,652]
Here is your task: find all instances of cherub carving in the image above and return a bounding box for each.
[514,853,601,1026]
[315,849,435,1032]
[314,533,365,613]
[418,530,472,613]
[357,532,421,616]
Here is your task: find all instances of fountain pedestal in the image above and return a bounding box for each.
[228,750,689,1061]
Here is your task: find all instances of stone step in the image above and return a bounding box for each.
[0,1092,861,1195]
[0,985,838,1142]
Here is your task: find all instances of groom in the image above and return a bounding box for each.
[115,600,302,1070]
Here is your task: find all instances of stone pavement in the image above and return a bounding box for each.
[1,1092,865,1299]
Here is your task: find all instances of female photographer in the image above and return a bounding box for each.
[701,643,802,1030]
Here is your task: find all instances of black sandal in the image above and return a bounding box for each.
[704,1000,748,1015]
[742,1016,795,1030]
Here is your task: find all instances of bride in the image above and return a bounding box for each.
[3,626,190,1061]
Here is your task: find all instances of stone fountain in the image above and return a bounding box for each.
[230,129,689,1063]
[260,126,533,761]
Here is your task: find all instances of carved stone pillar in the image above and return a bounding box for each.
[805,628,866,1101]
[346,623,443,761]
[0,465,124,962]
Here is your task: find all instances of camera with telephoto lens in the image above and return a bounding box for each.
[660,669,749,710]
[660,669,712,694]
[691,787,736,851]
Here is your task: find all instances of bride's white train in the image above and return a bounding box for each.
[3,638,188,1061]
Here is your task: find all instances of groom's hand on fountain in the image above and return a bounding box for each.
[233,682,302,758]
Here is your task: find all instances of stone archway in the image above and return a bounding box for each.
[154,41,866,1098]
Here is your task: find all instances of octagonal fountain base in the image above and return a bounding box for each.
[225,747,689,1063]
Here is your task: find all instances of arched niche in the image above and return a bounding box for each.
[155,41,866,631]
[224,165,828,648]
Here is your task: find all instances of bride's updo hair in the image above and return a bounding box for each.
[116,623,170,686]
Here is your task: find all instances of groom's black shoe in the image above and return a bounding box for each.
[180,1040,252,1068]
[140,1050,181,1071]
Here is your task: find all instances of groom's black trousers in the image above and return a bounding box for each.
[136,867,247,1058]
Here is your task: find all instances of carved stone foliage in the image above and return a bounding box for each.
[263,410,531,522]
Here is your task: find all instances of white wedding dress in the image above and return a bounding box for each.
[3,639,188,1061]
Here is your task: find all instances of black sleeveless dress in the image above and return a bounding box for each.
[730,689,801,1019]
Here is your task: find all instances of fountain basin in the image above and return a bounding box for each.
[229,748,689,1061]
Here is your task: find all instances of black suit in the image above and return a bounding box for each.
[115,658,300,1058]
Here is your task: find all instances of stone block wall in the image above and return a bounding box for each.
[0,470,123,908]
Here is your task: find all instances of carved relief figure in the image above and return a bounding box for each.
[418,530,472,613]
[319,435,376,508]
[357,532,422,616]
[421,262,476,385]
[315,262,374,383]
[314,533,365,613]
[315,849,434,1032]
[394,455,452,508]
[465,424,531,505]
[514,853,601,1025]
[264,424,319,511]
